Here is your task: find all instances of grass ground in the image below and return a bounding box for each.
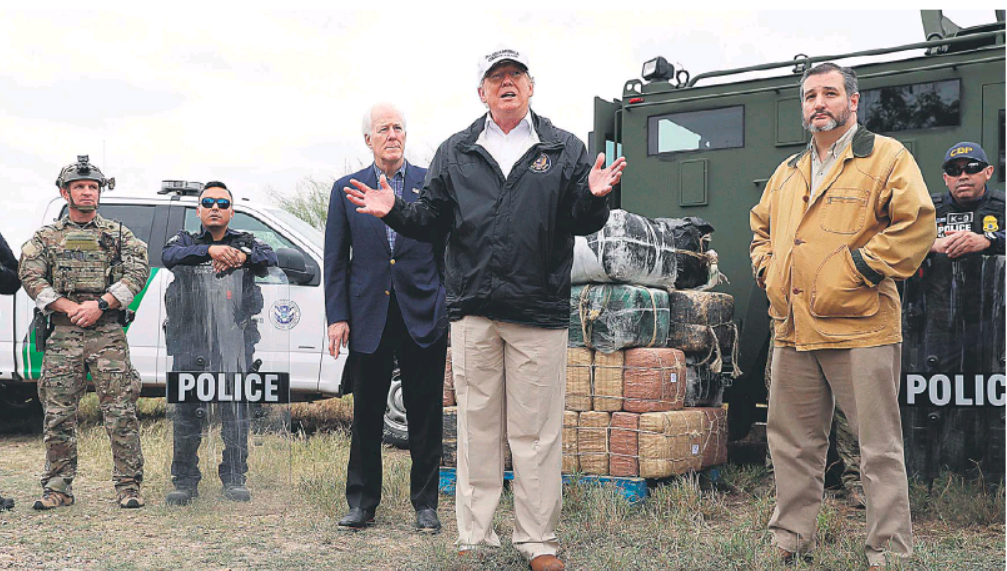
[0,397,1002,570]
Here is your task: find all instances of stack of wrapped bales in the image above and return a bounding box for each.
[563,209,735,478]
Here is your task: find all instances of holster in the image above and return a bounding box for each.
[32,309,53,352]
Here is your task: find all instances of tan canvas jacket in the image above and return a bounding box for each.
[750,127,936,350]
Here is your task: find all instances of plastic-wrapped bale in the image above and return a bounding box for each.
[592,350,624,412]
[563,411,579,473]
[443,347,456,407]
[570,284,670,353]
[571,210,716,290]
[659,217,716,289]
[571,210,679,288]
[684,365,728,407]
[696,406,728,468]
[610,412,640,477]
[442,407,457,468]
[638,410,705,478]
[666,291,739,375]
[577,411,610,475]
[623,348,687,413]
[566,348,593,412]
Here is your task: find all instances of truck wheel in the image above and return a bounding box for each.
[382,367,409,449]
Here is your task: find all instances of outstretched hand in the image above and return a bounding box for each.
[588,153,627,197]
[344,175,396,218]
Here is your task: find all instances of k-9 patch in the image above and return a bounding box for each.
[936,211,973,238]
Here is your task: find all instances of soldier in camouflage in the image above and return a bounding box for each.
[18,156,149,510]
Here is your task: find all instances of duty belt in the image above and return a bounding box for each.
[52,310,122,327]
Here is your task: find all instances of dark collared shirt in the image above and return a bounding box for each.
[162,226,277,270]
[932,187,1005,255]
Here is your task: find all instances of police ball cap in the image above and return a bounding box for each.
[478,47,530,85]
[943,142,988,168]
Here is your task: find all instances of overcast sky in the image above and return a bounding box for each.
[0,8,997,248]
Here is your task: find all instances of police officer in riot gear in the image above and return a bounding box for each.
[931,142,1004,257]
[19,155,149,510]
[162,181,276,505]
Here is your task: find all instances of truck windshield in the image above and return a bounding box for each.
[265,207,324,251]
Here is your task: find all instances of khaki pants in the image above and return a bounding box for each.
[768,344,912,567]
[451,316,567,560]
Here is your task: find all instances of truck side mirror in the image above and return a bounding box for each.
[275,248,313,285]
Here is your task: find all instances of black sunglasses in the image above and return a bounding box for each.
[200,197,232,209]
[944,161,987,177]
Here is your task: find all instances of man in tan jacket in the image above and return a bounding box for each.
[750,63,936,570]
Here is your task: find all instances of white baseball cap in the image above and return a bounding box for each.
[477,47,530,84]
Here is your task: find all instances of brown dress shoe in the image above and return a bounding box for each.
[529,554,565,571]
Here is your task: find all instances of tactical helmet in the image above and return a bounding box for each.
[55,155,115,191]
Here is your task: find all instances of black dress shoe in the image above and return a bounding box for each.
[0,495,13,511]
[337,507,375,530]
[415,507,441,533]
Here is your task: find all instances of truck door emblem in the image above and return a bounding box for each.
[270,300,300,330]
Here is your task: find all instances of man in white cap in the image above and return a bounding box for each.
[344,47,626,571]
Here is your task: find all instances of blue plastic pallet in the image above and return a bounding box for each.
[440,468,673,504]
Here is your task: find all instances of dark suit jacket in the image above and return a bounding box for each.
[324,162,447,354]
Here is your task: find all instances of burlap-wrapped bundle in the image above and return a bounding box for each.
[578,411,610,475]
[566,348,593,412]
[569,284,670,353]
[623,348,686,413]
[592,350,624,412]
[696,406,728,468]
[609,412,640,477]
[563,411,579,473]
[638,410,705,478]
[442,407,458,468]
[443,347,456,407]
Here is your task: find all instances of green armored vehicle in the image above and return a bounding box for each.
[590,10,1006,445]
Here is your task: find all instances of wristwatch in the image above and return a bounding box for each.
[97,298,110,312]
[984,232,997,249]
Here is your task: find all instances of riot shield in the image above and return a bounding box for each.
[163,264,290,507]
[900,254,1006,483]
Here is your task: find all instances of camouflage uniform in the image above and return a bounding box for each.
[19,214,149,497]
[764,322,862,499]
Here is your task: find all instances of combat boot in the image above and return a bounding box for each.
[33,490,74,510]
[117,488,145,509]
[223,483,251,502]
[0,495,13,511]
[165,487,198,506]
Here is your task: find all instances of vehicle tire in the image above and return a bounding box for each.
[382,366,409,449]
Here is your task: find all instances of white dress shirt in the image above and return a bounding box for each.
[476,111,540,179]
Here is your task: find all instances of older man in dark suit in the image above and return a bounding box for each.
[324,102,448,533]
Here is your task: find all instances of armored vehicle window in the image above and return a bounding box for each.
[859,79,960,133]
[647,106,744,155]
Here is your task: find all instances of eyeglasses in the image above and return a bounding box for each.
[485,69,526,84]
[200,197,231,209]
[944,161,988,177]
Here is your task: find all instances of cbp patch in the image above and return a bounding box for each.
[984,215,999,232]
[530,153,552,173]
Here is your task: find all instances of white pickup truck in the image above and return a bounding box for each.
[0,181,350,403]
